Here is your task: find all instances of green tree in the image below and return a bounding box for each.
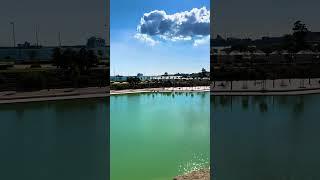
[64,48,79,70]
[86,50,98,70]
[282,34,295,52]
[77,47,87,72]
[292,20,309,51]
[127,77,141,88]
[97,50,103,61]
[52,47,62,68]
[201,68,207,78]
[28,50,37,61]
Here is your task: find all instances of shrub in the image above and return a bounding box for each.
[18,72,46,91]
[30,64,42,68]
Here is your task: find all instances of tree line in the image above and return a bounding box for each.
[52,47,99,72]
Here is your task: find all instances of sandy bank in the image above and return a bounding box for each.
[173,169,210,180]
[111,86,210,95]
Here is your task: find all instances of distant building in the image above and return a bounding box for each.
[212,31,320,49]
[110,75,128,82]
[0,46,54,61]
[86,37,108,60]
[305,32,320,45]
[136,73,144,80]
[86,37,106,48]
[110,75,186,82]
[0,36,109,62]
[17,41,31,48]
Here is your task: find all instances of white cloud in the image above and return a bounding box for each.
[136,7,210,45]
[193,35,210,47]
[134,33,159,46]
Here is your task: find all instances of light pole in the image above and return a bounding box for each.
[35,24,39,47]
[10,22,16,47]
[58,32,62,47]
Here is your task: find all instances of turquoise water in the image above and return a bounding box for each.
[0,98,109,180]
[111,92,210,180]
[212,95,320,180]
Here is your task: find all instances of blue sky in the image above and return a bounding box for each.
[111,0,210,76]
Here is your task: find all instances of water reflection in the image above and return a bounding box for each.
[212,95,309,115]
[211,95,320,179]
[0,98,109,180]
[241,96,249,110]
[111,92,209,180]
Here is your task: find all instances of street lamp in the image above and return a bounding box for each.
[10,22,16,47]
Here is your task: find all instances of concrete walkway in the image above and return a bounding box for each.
[211,78,320,96]
[0,86,210,104]
[110,86,210,95]
[0,87,109,104]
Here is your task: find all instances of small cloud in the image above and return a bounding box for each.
[135,7,210,45]
[193,35,210,47]
[134,33,159,46]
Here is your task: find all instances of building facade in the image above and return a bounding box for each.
[0,37,109,62]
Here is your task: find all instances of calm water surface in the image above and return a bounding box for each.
[212,95,320,180]
[0,98,109,180]
[111,92,210,180]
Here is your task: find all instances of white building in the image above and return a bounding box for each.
[0,37,109,62]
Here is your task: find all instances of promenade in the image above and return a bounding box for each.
[0,87,109,104]
[110,86,210,95]
[211,78,320,96]
[0,86,210,104]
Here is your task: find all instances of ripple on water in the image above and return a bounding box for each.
[178,153,210,175]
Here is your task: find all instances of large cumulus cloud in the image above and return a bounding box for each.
[134,7,210,46]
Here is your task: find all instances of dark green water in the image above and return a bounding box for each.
[111,92,210,180]
[212,95,320,180]
[0,98,109,180]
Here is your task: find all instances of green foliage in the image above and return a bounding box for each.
[50,47,100,89]
[292,21,310,51]
[52,47,62,67]
[127,77,141,85]
[110,79,211,90]
[18,72,46,91]
[293,21,309,34]
[28,50,37,60]
[52,47,98,72]
[231,44,249,52]
[0,74,6,84]
[30,64,42,68]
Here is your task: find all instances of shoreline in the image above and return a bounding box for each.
[211,89,320,96]
[0,86,210,104]
[211,78,320,96]
[5,80,320,104]
[0,87,109,105]
[174,169,210,180]
[110,86,210,95]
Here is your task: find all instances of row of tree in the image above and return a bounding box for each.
[52,47,98,73]
[111,79,210,90]
[162,68,209,78]
[229,21,316,53]
[282,21,311,52]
